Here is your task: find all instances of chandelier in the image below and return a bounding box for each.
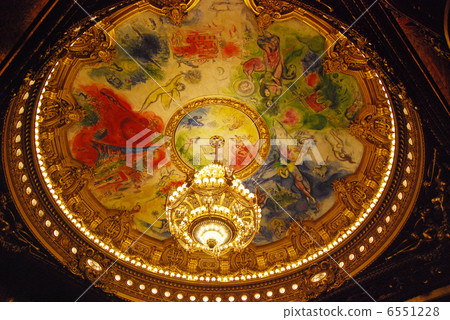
[166,136,261,256]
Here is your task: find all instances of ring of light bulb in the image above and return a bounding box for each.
[31,61,398,282]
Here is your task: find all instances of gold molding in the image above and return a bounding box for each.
[164,96,270,179]
[245,0,298,30]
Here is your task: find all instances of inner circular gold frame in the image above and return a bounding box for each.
[165,96,270,179]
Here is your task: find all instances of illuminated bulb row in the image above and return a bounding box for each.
[194,176,225,187]
[194,164,225,180]
[167,183,188,203]
[189,205,231,216]
[30,68,400,283]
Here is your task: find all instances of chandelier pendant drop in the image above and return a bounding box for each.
[166,136,262,256]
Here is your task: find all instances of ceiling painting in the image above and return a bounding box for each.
[66,0,364,244]
[3,0,425,301]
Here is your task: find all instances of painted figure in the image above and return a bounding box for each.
[72,87,165,167]
[141,74,185,111]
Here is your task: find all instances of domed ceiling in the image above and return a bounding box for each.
[3,0,424,301]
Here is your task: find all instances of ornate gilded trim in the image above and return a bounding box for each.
[165,96,270,179]
[245,0,298,29]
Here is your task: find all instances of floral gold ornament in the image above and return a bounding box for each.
[245,0,297,30]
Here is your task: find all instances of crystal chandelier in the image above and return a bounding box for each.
[166,136,261,256]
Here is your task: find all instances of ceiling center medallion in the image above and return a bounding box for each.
[166,96,270,179]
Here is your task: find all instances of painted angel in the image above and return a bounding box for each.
[140,74,185,111]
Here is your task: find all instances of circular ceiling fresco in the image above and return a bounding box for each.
[3,0,424,301]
